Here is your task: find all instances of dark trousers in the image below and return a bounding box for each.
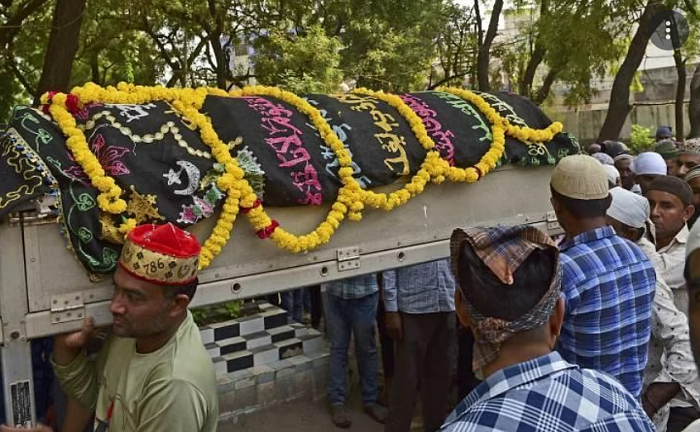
[385,312,455,432]
[667,407,700,432]
[377,298,395,379]
[307,285,323,328]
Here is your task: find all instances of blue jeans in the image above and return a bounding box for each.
[327,291,379,406]
[281,289,303,322]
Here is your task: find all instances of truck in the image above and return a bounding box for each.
[0,84,572,426]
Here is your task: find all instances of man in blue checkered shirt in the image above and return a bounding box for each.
[550,155,656,399]
[442,224,654,432]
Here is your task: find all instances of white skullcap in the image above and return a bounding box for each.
[602,165,620,185]
[607,187,649,229]
[551,155,609,200]
[592,152,615,165]
[687,220,700,258]
[632,152,667,176]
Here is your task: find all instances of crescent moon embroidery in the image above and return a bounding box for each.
[170,161,200,196]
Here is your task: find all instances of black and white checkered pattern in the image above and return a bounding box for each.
[200,303,326,375]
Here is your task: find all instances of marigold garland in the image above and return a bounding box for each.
[44,82,564,269]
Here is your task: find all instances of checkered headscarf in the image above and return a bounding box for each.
[450,225,562,372]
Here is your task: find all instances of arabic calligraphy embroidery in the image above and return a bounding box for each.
[334,94,409,176]
[401,94,456,166]
[244,96,322,205]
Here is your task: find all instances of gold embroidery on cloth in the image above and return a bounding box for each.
[100,213,125,244]
[79,111,211,159]
[120,241,198,284]
[125,185,165,224]
[0,130,48,209]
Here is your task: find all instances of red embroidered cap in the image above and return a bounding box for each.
[119,223,201,285]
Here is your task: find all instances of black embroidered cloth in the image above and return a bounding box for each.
[0,90,580,274]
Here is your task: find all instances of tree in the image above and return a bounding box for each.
[34,0,87,103]
[429,3,478,89]
[690,62,700,137]
[598,1,668,142]
[475,0,504,91]
[0,0,51,119]
[253,25,343,93]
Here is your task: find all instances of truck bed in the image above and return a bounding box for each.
[0,164,560,339]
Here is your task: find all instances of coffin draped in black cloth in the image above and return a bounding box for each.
[0,90,581,275]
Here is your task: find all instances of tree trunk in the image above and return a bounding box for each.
[674,49,687,140]
[689,63,700,138]
[533,68,558,105]
[34,0,87,104]
[476,0,503,92]
[520,45,546,99]
[596,1,665,142]
[519,0,549,99]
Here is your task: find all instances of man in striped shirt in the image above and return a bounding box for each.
[382,259,456,432]
[550,155,656,398]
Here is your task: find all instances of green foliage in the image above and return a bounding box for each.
[254,25,344,93]
[191,300,244,326]
[629,124,655,154]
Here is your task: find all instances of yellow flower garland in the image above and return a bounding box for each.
[44,83,564,269]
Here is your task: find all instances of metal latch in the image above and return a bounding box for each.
[546,211,561,231]
[337,246,360,272]
[50,293,86,324]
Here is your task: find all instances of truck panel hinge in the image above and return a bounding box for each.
[546,211,561,231]
[336,246,361,272]
[50,293,86,324]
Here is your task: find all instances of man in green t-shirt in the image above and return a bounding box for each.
[4,223,218,432]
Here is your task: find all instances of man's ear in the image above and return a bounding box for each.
[684,205,696,223]
[169,294,191,317]
[547,296,565,349]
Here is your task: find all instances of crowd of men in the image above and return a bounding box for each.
[8,127,700,432]
[323,129,700,432]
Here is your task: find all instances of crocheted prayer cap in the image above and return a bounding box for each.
[678,138,700,156]
[119,223,201,285]
[654,139,679,159]
[551,155,609,200]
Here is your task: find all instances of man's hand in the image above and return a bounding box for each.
[53,317,95,366]
[385,312,402,340]
[0,424,53,432]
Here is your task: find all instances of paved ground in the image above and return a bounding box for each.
[229,398,387,432]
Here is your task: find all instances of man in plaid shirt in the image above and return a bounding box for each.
[442,224,654,432]
[550,155,656,398]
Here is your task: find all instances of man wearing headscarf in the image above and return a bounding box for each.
[648,177,696,317]
[686,167,700,229]
[440,225,654,432]
[48,223,218,432]
[607,188,700,432]
[550,155,655,398]
[633,152,668,195]
[655,139,680,177]
[615,153,635,190]
[677,139,700,179]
